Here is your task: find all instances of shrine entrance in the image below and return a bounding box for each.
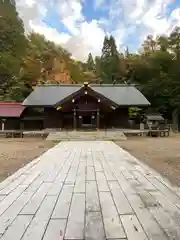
[76,109,99,130]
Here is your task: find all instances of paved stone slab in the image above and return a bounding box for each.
[74,162,86,193]
[86,166,95,181]
[114,174,168,240]
[47,181,63,196]
[0,185,27,216]
[43,219,66,240]
[108,181,133,215]
[0,191,34,234]
[86,181,100,212]
[65,193,85,239]
[0,215,33,240]
[1,141,180,240]
[149,203,180,239]
[121,214,148,240]
[99,191,126,239]
[52,185,74,219]
[96,171,109,192]
[0,174,27,195]
[20,182,52,215]
[85,211,105,240]
[21,196,57,240]
[25,174,45,192]
[0,195,6,203]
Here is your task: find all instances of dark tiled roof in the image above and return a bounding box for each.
[23,84,150,106]
[0,102,25,117]
[23,85,80,106]
[91,85,150,106]
[146,114,164,121]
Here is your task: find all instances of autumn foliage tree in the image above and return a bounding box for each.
[1,0,180,126]
[0,0,27,99]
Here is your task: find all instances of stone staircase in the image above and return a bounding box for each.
[46,130,127,141]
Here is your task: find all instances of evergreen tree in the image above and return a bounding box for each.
[109,35,122,82]
[101,35,123,83]
[87,53,95,71]
[94,56,102,78]
[101,36,112,83]
[101,36,110,60]
[109,35,119,56]
[0,0,27,99]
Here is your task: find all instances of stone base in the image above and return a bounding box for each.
[46,130,127,141]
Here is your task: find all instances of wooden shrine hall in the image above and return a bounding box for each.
[21,82,150,130]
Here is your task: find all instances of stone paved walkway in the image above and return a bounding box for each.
[0,141,180,240]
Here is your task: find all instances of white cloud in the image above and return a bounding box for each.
[29,22,71,44]
[15,0,106,61]
[16,0,47,31]
[15,0,180,61]
[170,7,180,27]
[58,0,84,35]
[62,20,105,60]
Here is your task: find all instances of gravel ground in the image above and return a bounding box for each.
[116,134,180,186]
[0,138,55,182]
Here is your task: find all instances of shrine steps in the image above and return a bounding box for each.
[46,130,127,141]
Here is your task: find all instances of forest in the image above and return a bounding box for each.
[0,0,180,122]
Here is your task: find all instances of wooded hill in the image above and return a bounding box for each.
[1,0,180,123]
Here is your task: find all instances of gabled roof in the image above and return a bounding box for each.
[22,84,150,107]
[91,85,150,106]
[0,102,25,117]
[146,114,164,121]
[23,85,80,106]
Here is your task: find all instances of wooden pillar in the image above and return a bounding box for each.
[1,119,6,131]
[59,112,62,130]
[73,109,77,130]
[20,121,24,130]
[97,109,100,130]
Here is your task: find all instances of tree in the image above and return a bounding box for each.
[109,35,122,81]
[1,1,180,129]
[20,32,75,90]
[101,36,110,60]
[87,53,95,71]
[142,35,157,54]
[127,30,180,123]
[169,27,180,60]
[94,56,102,80]
[0,0,27,99]
[100,35,126,83]
[157,35,169,52]
[65,60,84,83]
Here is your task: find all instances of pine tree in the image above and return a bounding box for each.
[101,35,122,83]
[109,35,119,56]
[101,36,111,83]
[101,36,110,60]
[109,35,121,81]
[95,56,101,78]
[87,53,95,71]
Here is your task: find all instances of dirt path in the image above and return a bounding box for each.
[0,138,54,182]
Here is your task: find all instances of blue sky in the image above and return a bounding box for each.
[16,0,180,61]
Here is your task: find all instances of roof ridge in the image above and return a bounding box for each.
[37,84,82,87]
[36,84,134,87]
